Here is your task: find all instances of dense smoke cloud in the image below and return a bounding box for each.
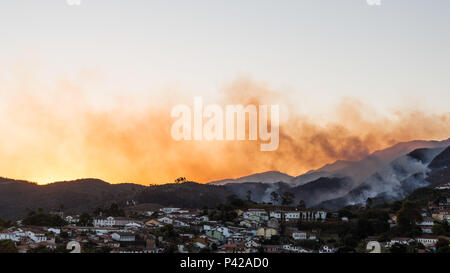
[1,75,450,185]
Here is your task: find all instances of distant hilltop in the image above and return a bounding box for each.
[1,138,450,220]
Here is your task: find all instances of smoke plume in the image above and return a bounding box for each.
[1,75,450,185]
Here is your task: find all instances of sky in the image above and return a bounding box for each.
[1,0,450,185]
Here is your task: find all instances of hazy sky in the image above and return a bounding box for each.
[2,0,450,113]
[1,1,450,184]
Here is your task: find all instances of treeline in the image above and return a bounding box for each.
[135,182,229,208]
[93,203,125,217]
[309,187,450,253]
[0,217,12,230]
[22,210,67,227]
[207,195,252,222]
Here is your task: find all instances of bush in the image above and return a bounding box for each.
[390,243,407,253]
[22,213,67,227]
[436,246,450,253]
[0,240,18,253]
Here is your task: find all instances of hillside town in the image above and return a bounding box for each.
[0,186,449,254]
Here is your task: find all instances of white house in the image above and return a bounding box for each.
[268,210,327,222]
[194,242,207,249]
[416,236,439,247]
[269,211,282,219]
[115,218,143,227]
[160,208,181,214]
[319,245,336,253]
[314,211,327,220]
[435,183,450,190]
[125,222,142,228]
[421,226,433,234]
[143,211,155,216]
[111,232,136,242]
[26,231,48,243]
[387,238,414,247]
[216,227,231,237]
[283,244,309,253]
[292,231,316,240]
[292,231,307,240]
[418,218,435,226]
[174,220,190,228]
[300,210,327,221]
[93,216,115,227]
[157,217,174,225]
[228,233,245,244]
[239,220,252,228]
[243,209,268,220]
[245,239,260,248]
[0,232,20,242]
[203,225,212,231]
[285,212,301,222]
[65,215,79,224]
[418,218,435,234]
[47,228,61,235]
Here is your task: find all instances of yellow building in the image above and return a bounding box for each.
[257,227,277,239]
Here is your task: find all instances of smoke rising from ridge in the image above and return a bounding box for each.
[345,154,432,206]
[1,75,450,185]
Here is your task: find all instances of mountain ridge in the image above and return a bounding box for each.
[208,138,450,186]
[1,138,450,220]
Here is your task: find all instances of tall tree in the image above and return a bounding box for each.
[78,213,93,227]
[246,190,252,202]
[297,200,306,209]
[397,201,422,234]
[270,191,280,204]
[175,177,187,184]
[281,192,295,206]
[0,240,18,253]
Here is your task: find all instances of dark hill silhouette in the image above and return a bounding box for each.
[0,177,144,220]
[429,146,450,170]
[1,141,450,219]
[135,182,231,208]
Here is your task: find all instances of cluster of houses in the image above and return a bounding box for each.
[0,219,157,253]
[386,196,449,235]
[0,207,334,253]
[0,227,57,252]
[429,196,450,224]
[383,195,450,252]
[138,207,331,253]
[1,197,449,253]
[435,183,450,190]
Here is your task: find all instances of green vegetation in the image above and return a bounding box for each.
[22,211,67,227]
[406,188,450,207]
[0,240,18,253]
[284,187,448,252]
[151,224,179,241]
[26,245,69,253]
[77,213,93,226]
[294,239,322,250]
[395,201,423,237]
[208,195,252,222]
[174,177,187,184]
[94,203,125,217]
[281,192,295,206]
[0,217,12,231]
